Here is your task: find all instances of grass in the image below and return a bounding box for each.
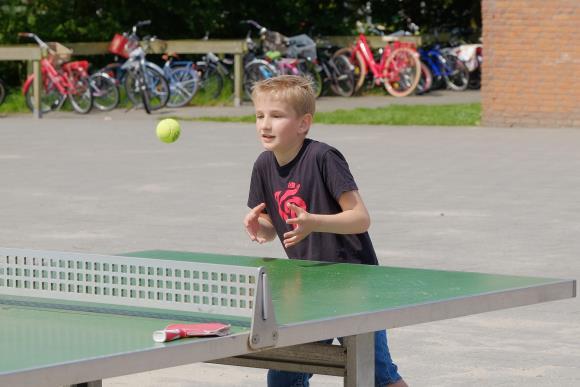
[191,77,234,106]
[0,76,236,114]
[0,90,29,114]
[192,103,481,126]
[1,80,480,126]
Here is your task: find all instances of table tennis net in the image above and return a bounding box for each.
[0,248,260,318]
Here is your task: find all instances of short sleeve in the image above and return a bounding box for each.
[320,149,358,201]
[247,161,266,210]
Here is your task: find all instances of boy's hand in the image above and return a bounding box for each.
[283,203,317,248]
[244,203,268,244]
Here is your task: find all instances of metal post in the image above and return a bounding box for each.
[32,59,41,119]
[234,53,243,107]
[343,333,374,387]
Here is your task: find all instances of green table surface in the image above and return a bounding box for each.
[0,250,574,377]
[124,250,568,326]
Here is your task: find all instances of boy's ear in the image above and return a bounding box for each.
[298,113,313,134]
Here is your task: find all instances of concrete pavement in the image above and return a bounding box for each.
[0,94,578,386]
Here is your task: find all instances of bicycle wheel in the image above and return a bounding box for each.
[140,69,151,114]
[383,47,421,97]
[90,72,120,111]
[0,78,6,105]
[329,55,355,97]
[125,65,169,111]
[415,62,433,95]
[69,74,93,114]
[144,65,170,110]
[297,60,322,99]
[243,60,277,99]
[167,66,199,108]
[199,66,225,99]
[25,76,66,113]
[333,47,366,93]
[468,68,481,90]
[443,54,470,91]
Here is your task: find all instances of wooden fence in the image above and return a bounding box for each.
[0,39,247,118]
[0,35,421,119]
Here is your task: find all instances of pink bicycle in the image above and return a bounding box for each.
[19,32,93,114]
[334,30,421,97]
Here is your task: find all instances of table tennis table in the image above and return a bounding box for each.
[0,248,575,387]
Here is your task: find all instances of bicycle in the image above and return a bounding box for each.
[419,45,470,91]
[415,61,433,95]
[450,43,482,89]
[196,51,230,99]
[19,32,93,114]
[104,21,169,113]
[240,21,278,99]
[315,39,355,97]
[194,32,233,100]
[161,52,199,108]
[241,20,322,99]
[89,70,120,112]
[333,24,421,97]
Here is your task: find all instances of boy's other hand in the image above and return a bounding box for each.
[284,203,317,248]
[244,203,268,243]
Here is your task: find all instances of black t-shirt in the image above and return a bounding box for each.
[248,139,379,265]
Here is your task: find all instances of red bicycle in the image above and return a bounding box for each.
[334,29,421,97]
[19,33,93,114]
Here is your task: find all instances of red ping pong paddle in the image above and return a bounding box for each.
[153,323,231,343]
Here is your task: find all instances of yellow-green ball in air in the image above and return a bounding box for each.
[156,119,181,143]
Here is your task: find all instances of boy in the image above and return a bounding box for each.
[244,75,407,387]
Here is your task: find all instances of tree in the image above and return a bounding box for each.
[0,0,481,85]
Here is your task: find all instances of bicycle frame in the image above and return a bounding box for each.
[351,34,394,83]
[122,46,150,93]
[419,47,449,78]
[22,58,72,96]
[162,56,195,85]
[21,35,88,98]
[273,57,301,75]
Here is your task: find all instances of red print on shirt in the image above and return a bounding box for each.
[274,182,307,229]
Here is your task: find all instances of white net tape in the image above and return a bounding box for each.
[0,248,260,318]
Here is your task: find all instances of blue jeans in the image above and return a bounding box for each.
[267,330,402,387]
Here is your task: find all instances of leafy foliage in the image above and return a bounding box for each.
[0,0,481,85]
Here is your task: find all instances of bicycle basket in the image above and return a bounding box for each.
[47,42,73,66]
[108,33,130,58]
[262,30,289,55]
[287,34,317,60]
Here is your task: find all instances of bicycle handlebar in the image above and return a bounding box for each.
[137,20,151,28]
[241,20,265,31]
[18,32,50,50]
[368,26,384,36]
[130,20,152,36]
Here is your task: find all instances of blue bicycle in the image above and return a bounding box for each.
[419,45,469,91]
[161,53,199,108]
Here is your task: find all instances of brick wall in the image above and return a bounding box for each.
[482,0,580,127]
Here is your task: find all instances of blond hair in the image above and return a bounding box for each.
[251,75,316,116]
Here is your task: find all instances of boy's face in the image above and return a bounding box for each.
[254,95,312,161]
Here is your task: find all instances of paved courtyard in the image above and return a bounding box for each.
[0,96,578,385]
